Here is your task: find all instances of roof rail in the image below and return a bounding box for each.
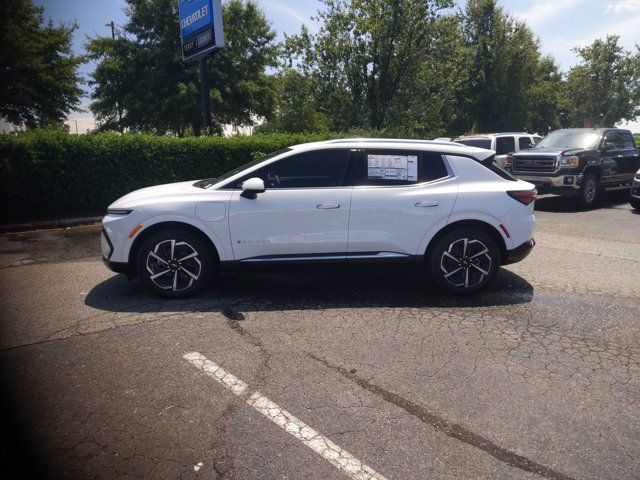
[325,138,460,146]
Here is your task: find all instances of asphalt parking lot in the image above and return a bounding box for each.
[0,192,639,480]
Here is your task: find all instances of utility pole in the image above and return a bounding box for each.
[106,21,123,132]
[106,21,115,40]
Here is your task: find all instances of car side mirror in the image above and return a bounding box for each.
[240,177,265,199]
[602,141,616,152]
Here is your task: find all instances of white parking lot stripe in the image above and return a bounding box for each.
[183,352,389,480]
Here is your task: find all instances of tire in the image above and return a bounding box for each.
[577,172,599,208]
[427,227,500,294]
[631,197,640,212]
[136,229,214,298]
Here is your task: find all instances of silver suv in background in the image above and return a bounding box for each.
[454,132,542,170]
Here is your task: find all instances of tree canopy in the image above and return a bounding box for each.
[0,0,83,128]
[4,0,637,136]
[87,0,278,136]
[565,36,640,128]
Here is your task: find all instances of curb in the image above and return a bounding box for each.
[0,216,103,234]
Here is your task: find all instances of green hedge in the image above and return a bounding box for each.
[0,131,332,223]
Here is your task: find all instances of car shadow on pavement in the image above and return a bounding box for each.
[534,190,632,212]
[85,267,533,314]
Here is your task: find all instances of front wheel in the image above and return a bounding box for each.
[136,229,214,298]
[427,227,500,294]
[577,173,599,208]
[631,197,640,212]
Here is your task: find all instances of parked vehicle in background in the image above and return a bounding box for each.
[509,128,640,208]
[631,168,640,211]
[102,139,536,298]
[454,133,542,170]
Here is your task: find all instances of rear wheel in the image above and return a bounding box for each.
[577,172,599,208]
[428,227,500,294]
[136,229,214,298]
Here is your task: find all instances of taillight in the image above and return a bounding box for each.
[507,190,537,205]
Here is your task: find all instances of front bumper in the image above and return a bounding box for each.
[101,227,134,277]
[512,173,581,194]
[102,256,133,276]
[504,239,535,265]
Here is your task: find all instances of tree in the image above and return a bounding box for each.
[269,0,565,137]
[565,36,640,127]
[524,57,566,133]
[461,0,559,133]
[271,0,455,134]
[257,26,330,134]
[255,69,330,134]
[0,0,83,128]
[87,0,278,135]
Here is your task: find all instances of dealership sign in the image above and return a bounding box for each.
[179,0,224,61]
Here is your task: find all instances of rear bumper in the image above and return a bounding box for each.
[504,239,535,265]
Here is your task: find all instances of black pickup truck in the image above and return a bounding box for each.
[508,128,640,207]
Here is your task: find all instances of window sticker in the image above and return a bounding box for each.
[367,154,418,181]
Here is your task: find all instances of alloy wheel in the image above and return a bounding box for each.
[584,177,597,204]
[440,238,492,289]
[146,239,202,292]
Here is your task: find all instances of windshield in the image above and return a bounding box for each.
[194,148,292,189]
[536,130,600,150]
[456,138,492,150]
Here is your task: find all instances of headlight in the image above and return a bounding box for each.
[560,155,579,167]
[635,172,640,180]
[107,208,133,215]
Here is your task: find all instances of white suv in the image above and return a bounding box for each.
[102,139,536,298]
[455,132,542,169]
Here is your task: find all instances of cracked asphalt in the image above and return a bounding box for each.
[0,192,639,480]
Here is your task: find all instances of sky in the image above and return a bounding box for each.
[33,0,640,133]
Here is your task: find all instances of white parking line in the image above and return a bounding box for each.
[183,352,389,480]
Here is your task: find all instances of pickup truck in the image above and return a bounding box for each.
[455,132,541,170]
[508,128,640,207]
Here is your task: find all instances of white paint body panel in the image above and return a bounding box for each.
[348,176,458,255]
[102,139,536,268]
[228,188,352,260]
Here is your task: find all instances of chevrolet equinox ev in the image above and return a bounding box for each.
[102,139,536,298]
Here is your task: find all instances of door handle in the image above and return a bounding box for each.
[415,201,439,208]
[316,203,340,209]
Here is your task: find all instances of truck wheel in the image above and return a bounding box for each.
[578,173,599,208]
[631,197,640,212]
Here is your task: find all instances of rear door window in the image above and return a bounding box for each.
[496,136,516,155]
[347,150,449,186]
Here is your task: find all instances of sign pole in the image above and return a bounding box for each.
[179,0,223,136]
[199,56,212,135]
